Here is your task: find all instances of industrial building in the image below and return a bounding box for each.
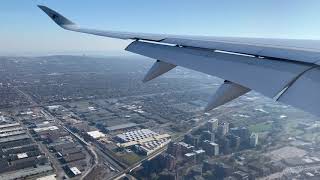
[87,130,106,139]
[0,165,53,180]
[33,125,59,133]
[138,138,171,155]
[106,122,138,132]
[0,121,53,179]
[115,129,171,155]
[116,129,158,142]
[51,142,86,163]
[62,152,86,163]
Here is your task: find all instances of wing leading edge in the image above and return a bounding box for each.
[38,5,320,116]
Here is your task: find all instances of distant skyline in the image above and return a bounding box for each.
[2,0,320,56]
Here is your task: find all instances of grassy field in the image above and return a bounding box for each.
[249,122,273,133]
[116,152,143,165]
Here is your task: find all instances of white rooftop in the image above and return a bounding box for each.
[0,123,20,129]
[21,111,33,115]
[88,106,96,111]
[185,153,196,157]
[47,105,61,110]
[33,126,59,132]
[195,149,205,154]
[37,174,56,180]
[70,167,81,175]
[17,152,28,159]
[209,142,218,146]
[87,130,105,139]
[116,129,158,142]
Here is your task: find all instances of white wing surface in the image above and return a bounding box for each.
[38,5,320,116]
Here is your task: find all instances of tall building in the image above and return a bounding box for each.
[220,138,232,154]
[184,134,201,148]
[214,163,229,179]
[207,118,219,132]
[202,161,232,179]
[227,134,241,151]
[178,142,194,154]
[202,160,216,173]
[167,142,181,157]
[159,169,176,180]
[194,149,206,162]
[217,122,229,137]
[202,140,219,156]
[184,134,193,144]
[230,127,250,146]
[164,154,176,171]
[230,127,249,138]
[250,133,259,147]
[201,130,215,142]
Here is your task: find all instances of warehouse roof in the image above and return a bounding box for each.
[87,131,105,139]
[106,123,137,131]
[70,167,81,176]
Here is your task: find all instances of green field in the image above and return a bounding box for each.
[116,152,143,165]
[249,122,272,133]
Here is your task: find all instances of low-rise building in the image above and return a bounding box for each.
[33,126,59,133]
[69,166,81,176]
[116,129,157,142]
[87,130,106,139]
[116,129,171,155]
[106,123,138,132]
[138,138,171,155]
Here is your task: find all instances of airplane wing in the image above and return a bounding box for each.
[38,5,320,116]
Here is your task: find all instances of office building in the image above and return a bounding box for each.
[201,130,215,142]
[202,140,219,156]
[207,119,219,132]
[250,133,259,147]
[217,122,229,137]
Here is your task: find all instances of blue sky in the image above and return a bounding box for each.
[1,0,320,56]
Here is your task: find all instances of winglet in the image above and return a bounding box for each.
[38,5,77,29]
